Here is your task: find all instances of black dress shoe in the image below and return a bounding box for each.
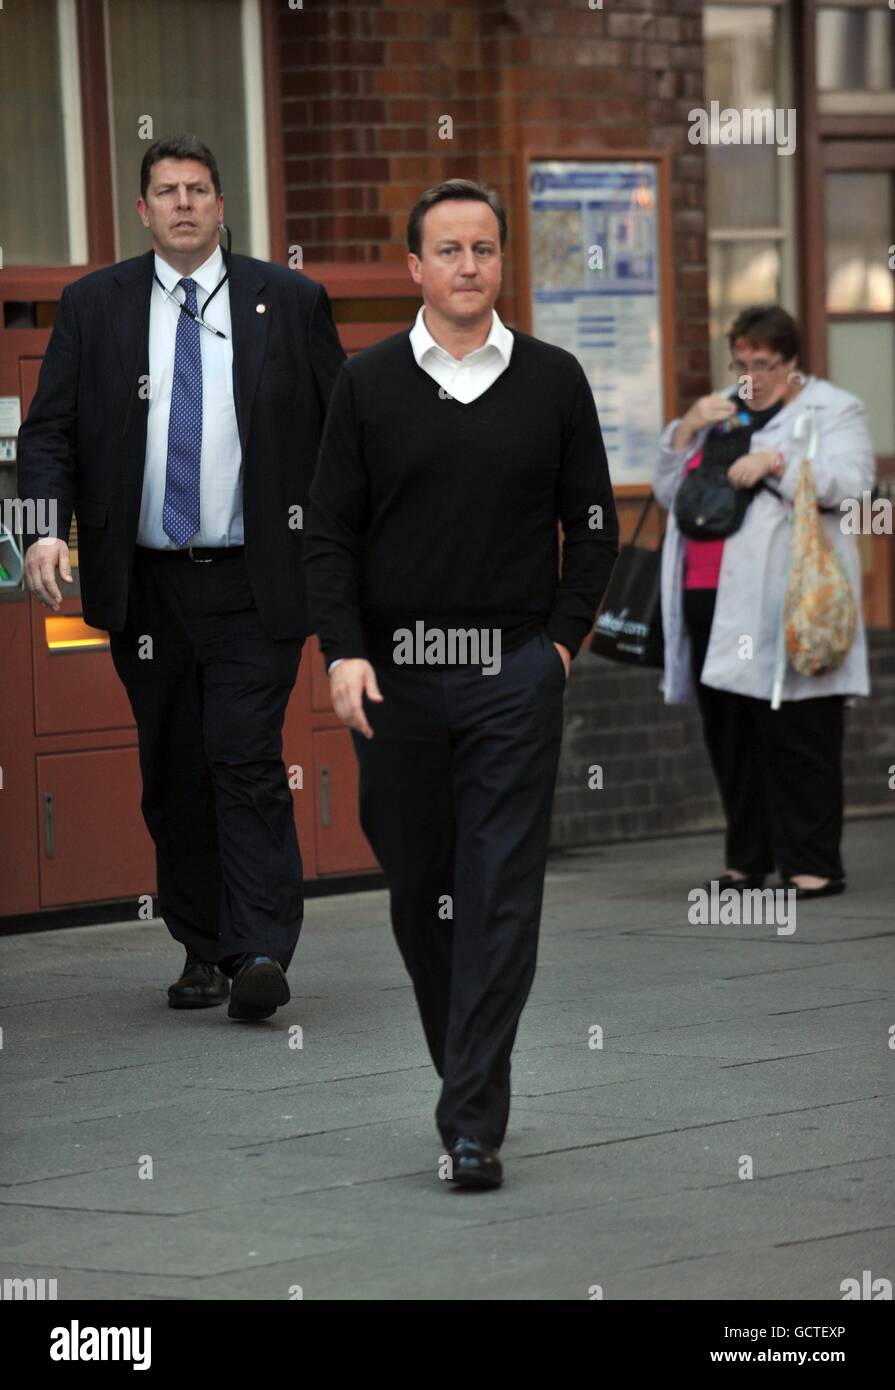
[227,953,290,1021]
[447,1136,503,1190]
[781,878,846,901]
[167,953,229,1010]
[703,873,767,892]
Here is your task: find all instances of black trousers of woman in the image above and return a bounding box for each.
[683,588,845,881]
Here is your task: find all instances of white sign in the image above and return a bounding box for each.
[0,396,21,436]
[528,160,665,485]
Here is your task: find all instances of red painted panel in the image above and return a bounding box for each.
[312,728,379,876]
[0,600,41,915]
[32,598,135,736]
[36,747,155,908]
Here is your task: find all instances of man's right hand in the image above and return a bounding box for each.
[24,539,73,611]
[329,658,383,739]
[671,393,737,449]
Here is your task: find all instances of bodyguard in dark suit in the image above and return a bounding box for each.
[18,135,345,1020]
[305,180,618,1186]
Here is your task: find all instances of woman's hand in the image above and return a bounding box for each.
[727,451,777,489]
[671,393,736,450]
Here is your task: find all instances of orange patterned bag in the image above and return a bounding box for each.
[783,456,856,677]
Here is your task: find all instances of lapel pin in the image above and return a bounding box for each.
[256,303,266,314]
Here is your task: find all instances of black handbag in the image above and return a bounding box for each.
[591,494,664,668]
[673,399,785,540]
[673,458,755,539]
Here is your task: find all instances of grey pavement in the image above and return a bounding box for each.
[1,817,893,1301]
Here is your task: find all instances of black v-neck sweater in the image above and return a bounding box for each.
[304,327,619,664]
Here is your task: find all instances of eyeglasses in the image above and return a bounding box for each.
[728,356,784,375]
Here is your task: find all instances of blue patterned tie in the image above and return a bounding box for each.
[163,277,202,546]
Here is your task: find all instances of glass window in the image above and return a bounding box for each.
[828,320,895,455]
[826,172,894,313]
[105,0,251,261]
[703,4,795,388]
[826,165,895,457]
[0,0,76,264]
[704,5,779,229]
[709,240,782,384]
[817,7,895,115]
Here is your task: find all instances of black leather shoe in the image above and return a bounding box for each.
[781,878,846,901]
[447,1137,503,1190]
[227,953,290,1021]
[167,952,229,1010]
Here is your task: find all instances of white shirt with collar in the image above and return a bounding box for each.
[408,302,513,403]
[327,305,514,673]
[137,242,243,549]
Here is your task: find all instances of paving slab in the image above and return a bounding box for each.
[1,819,893,1300]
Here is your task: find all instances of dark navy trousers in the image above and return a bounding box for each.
[109,547,304,973]
[352,628,566,1147]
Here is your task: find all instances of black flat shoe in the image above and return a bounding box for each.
[167,953,229,1009]
[447,1137,503,1190]
[781,878,846,901]
[703,873,767,892]
[227,953,290,1021]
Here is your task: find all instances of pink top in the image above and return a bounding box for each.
[682,447,725,590]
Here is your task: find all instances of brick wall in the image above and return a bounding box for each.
[273,2,895,856]
[276,0,711,406]
[550,629,895,852]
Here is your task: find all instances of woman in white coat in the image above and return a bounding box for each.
[653,306,875,900]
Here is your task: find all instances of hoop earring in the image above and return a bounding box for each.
[787,369,806,387]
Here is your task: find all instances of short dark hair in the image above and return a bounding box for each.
[140,135,221,200]
[406,179,507,258]
[728,305,801,364]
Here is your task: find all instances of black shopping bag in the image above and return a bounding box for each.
[591,494,664,668]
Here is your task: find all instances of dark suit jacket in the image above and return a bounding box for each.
[16,250,346,638]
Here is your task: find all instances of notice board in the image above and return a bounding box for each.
[518,151,677,492]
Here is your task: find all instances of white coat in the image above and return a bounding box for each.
[653,377,876,705]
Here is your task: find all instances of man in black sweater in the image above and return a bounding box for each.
[305,179,618,1188]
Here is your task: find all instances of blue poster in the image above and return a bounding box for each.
[529,160,665,484]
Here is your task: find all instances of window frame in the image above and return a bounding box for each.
[703,0,798,386]
[67,0,279,267]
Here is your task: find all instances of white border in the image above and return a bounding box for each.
[241,0,270,260]
[57,0,88,263]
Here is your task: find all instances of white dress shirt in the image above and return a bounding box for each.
[408,303,514,403]
[137,243,243,548]
[327,305,514,672]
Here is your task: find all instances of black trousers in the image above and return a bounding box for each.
[109,547,304,972]
[683,587,845,880]
[352,629,566,1148]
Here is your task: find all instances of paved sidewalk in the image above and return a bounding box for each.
[1,818,893,1301]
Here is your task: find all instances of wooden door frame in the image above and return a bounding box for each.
[797,0,895,383]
